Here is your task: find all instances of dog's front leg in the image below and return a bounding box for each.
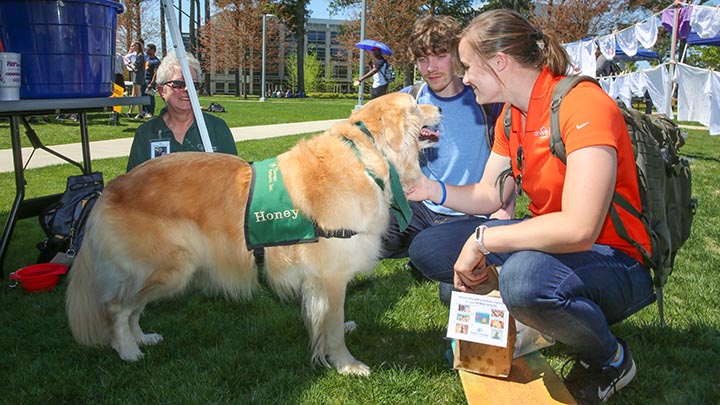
[129,306,163,346]
[304,275,370,376]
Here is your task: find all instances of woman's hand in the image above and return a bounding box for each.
[453,233,490,292]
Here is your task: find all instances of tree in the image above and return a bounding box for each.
[285,51,323,92]
[531,0,619,44]
[685,45,720,69]
[273,0,310,94]
[330,0,477,87]
[117,1,160,50]
[201,0,274,97]
[480,0,533,17]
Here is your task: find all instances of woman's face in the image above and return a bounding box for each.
[458,38,502,105]
[158,67,200,113]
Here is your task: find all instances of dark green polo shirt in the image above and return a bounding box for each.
[126,107,238,172]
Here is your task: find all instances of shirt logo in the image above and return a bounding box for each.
[576,121,590,130]
[533,126,550,139]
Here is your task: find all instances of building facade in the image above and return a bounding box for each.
[209,17,354,96]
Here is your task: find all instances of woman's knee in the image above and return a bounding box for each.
[498,251,553,309]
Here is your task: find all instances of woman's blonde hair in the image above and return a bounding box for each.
[459,9,570,78]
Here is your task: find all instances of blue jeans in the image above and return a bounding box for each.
[410,218,655,365]
[382,201,488,261]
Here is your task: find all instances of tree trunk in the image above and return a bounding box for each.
[160,4,166,57]
[296,0,306,94]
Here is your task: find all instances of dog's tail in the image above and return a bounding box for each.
[66,242,109,346]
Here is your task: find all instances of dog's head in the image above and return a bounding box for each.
[348,93,441,188]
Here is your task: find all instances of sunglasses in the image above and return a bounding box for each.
[515,145,524,196]
[163,80,201,90]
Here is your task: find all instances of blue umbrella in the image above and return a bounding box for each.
[355,39,393,55]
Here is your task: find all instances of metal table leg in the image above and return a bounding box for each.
[0,116,26,278]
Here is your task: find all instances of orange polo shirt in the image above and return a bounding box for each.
[493,67,651,262]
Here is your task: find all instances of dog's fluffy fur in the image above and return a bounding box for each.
[65,93,441,376]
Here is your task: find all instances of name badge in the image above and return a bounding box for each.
[150,138,170,159]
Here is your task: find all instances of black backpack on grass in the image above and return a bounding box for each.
[502,75,697,326]
[208,102,226,113]
[36,172,103,265]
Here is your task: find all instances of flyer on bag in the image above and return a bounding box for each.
[446,291,511,348]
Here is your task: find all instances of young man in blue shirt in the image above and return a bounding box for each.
[381,15,514,303]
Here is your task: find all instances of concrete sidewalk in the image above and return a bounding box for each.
[0,119,343,173]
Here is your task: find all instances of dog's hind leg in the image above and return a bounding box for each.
[303,275,370,376]
[129,305,163,346]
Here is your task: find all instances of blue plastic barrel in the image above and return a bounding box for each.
[0,0,124,99]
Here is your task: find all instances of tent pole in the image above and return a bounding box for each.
[664,1,681,118]
[160,0,213,152]
[355,0,367,111]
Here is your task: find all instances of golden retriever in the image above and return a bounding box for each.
[65,93,441,376]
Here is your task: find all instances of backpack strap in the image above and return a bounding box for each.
[379,59,389,81]
[549,75,600,163]
[479,104,496,151]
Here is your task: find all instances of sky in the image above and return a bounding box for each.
[308,0,333,19]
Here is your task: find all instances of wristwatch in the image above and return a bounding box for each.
[475,225,491,255]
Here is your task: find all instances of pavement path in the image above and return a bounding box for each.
[0,120,708,173]
[0,119,343,173]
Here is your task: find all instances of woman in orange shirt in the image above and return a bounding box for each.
[406,9,654,404]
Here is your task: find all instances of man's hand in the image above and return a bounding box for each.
[353,79,360,87]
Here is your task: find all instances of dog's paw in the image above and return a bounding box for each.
[344,321,357,334]
[116,347,145,362]
[138,333,163,346]
[336,360,371,376]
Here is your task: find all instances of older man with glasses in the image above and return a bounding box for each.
[126,52,237,172]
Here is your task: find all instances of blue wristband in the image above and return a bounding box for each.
[432,180,447,206]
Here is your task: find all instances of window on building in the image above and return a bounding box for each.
[333,65,348,79]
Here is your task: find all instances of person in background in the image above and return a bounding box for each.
[126,52,237,172]
[114,52,126,91]
[142,43,161,119]
[354,47,389,99]
[381,15,513,305]
[406,9,654,403]
[125,41,145,119]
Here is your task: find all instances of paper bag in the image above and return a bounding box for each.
[453,314,516,378]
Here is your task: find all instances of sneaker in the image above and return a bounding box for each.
[143,112,152,119]
[563,338,636,404]
[134,114,143,120]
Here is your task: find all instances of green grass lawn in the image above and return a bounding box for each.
[0,113,718,403]
[0,96,358,150]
